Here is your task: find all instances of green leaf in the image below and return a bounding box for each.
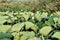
[25,22,38,32]
[0,25,11,33]
[23,13,30,21]
[52,32,60,39]
[20,35,28,40]
[31,25,38,32]
[11,32,19,40]
[6,19,12,23]
[0,32,12,39]
[41,12,48,18]
[0,16,8,24]
[0,38,11,40]
[10,23,24,32]
[36,22,45,28]
[39,26,52,36]
[20,31,35,38]
[53,17,58,23]
[58,17,60,25]
[10,17,17,22]
[28,37,41,40]
[56,11,60,16]
[48,17,54,25]
[25,22,34,30]
[7,12,13,17]
[35,13,41,22]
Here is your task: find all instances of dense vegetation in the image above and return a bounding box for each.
[0,11,60,40]
[0,0,60,40]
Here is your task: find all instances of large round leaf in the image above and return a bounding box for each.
[25,22,38,32]
[0,16,8,24]
[10,23,24,32]
[0,25,11,33]
[52,32,60,39]
[20,31,35,38]
[39,26,53,36]
[0,32,12,39]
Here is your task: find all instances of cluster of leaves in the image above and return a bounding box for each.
[0,11,60,40]
[0,0,60,12]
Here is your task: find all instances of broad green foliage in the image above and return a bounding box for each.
[53,17,58,23]
[0,25,11,33]
[0,11,60,40]
[20,31,35,37]
[0,32,12,39]
[25,22,38,32]
[35,12,42,21]
[35,12,48,22]
[0,38,11,40]
[28,37,41,40]
[52,32,60,39]
[22,12,31,21]
[39,26,52,36]
[58,17,60,25]
[41,12,48,18]
[56,11,60,16]
[20,35,28,40]
[10,23,24,32]
[11,32,20,40]
[0,16,8,24]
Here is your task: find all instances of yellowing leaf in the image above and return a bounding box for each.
[7,19,12,23]
[39,26,52,36]
[25,22,38,32]
[20,35,28,40]
[31,25,38,33]
[53,17,58,23]
[28,37,41,40]
[56,11,60,16]
[58,17,60,25]
[20,31,35,38]
[25,22,34,30]
[0,25,11,33]
[41,12,48,18]
[52,32,60,39]
[11,32,20,40]
[10,23,24,32]
[35,13,41,22]
[23,13,30,21]
[0,16,8,24]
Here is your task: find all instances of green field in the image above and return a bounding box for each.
[0,11,60,40]
[0,0,60,40]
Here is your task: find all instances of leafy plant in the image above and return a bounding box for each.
[0,11,60,40]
